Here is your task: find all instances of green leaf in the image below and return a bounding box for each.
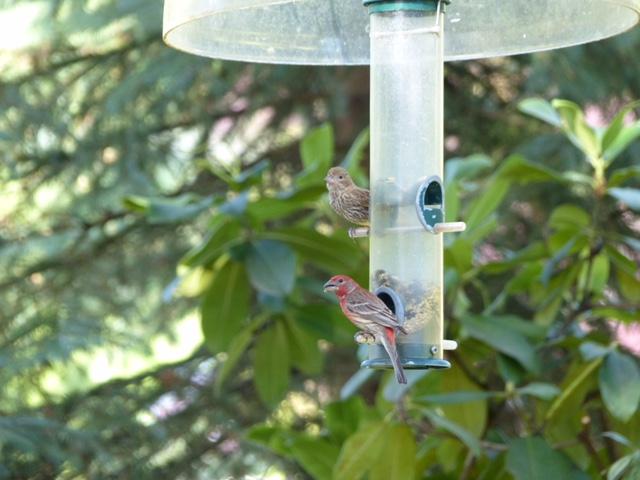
[439,365,488,438]
[340,127,370,186]
[579,341,612,361]
[370,424,417,480]
[289,435,340,480]
[461,315,539,372]
[298,123,334,186]
[602,100,640,154]
[123,194,213,224]
[180,218,242,268]
[445,154,494,183]
[551,99,600,161]
[608,454,634,480]
[465,178,509,230]
[325,397,369,442]
[497,155,565,184]
[609,188,640,211]
[518,98,563,127]
[245,240,296,296]
[253,321,290,406]
[546,358,602,421]
[599,350,640,422]
[590,307,640,323]
[424,411,482,456]
[247,185,325,222]
[506,437,583,480]
[418,391,500,405]
[603,122,640,164]
[608,166,640,188]
[215,315,269,391]
[201,260,251,353]
[333,422,388,480]
[283,316,323,375]
[262,227,363,273]
[549,205,591,232]
[518,383,560,400]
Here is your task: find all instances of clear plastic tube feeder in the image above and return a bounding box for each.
[163,0,640,371]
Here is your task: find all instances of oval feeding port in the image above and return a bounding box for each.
[416,176,444,233]
[374,286,405,325]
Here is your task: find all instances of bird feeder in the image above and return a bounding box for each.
[163,0,640,371]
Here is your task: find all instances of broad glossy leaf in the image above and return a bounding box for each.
[253,321,290,406]
[518,383,560,400]
[518,98,562,127]
[546,358,602,421]
[123,194,213,224]
[424,410,482,456]
[370,424,417,480]
[333,421,388,480]
[608,166,640,188]
[201,260,250,353]
[466,178,509,230]
[599,350,640,422]
[340,127,370,186]
[439,365,488,438]
[461,315,539,372]
[245,240,296,296]
[552,99,600,161]
[215,314,269,391]
[498,155,565,184]
[298,123,334,186]
[603,122,640,164]
[445,154,493,183]
[608,454,634,480]
[579,341,612,361]
[180,218,242,268]
[609,187,640,211]
[283,316,323,375]
[548,205,591,232]
[325,397,370,442]
[506,437,583,480]
[289,435,340,480]
[602,100,640,153]
[263,227,363,273]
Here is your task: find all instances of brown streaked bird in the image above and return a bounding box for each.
[325,167,370,227]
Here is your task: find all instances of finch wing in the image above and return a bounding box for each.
[345,291,401,330]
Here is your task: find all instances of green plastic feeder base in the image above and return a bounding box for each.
[362,357,451,370]
[363,0,440,13]
[363,343,451,370]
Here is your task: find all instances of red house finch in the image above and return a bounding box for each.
[325,167,369,228]
[323,275,408,384]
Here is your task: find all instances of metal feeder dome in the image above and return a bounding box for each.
[163,0,640,373]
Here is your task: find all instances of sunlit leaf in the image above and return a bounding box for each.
[518,98,563,127]
[599,350,640,422]
[506,437,584,480]
[253,321,290,406]
[333,422,388,480]
[201,260,251,353]
[370,424,417,480]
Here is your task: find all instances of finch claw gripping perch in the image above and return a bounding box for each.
[354,331,376,345]
[348,227,369,239]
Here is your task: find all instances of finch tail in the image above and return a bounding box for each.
[381,328,407,384]
[397,324,408,335]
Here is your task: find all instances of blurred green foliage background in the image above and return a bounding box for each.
[1,1,640,479]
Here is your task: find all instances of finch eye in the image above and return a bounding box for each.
[338,279,344,284]
[338,175,343,179]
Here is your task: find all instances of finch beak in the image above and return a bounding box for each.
[323,281,337,292]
